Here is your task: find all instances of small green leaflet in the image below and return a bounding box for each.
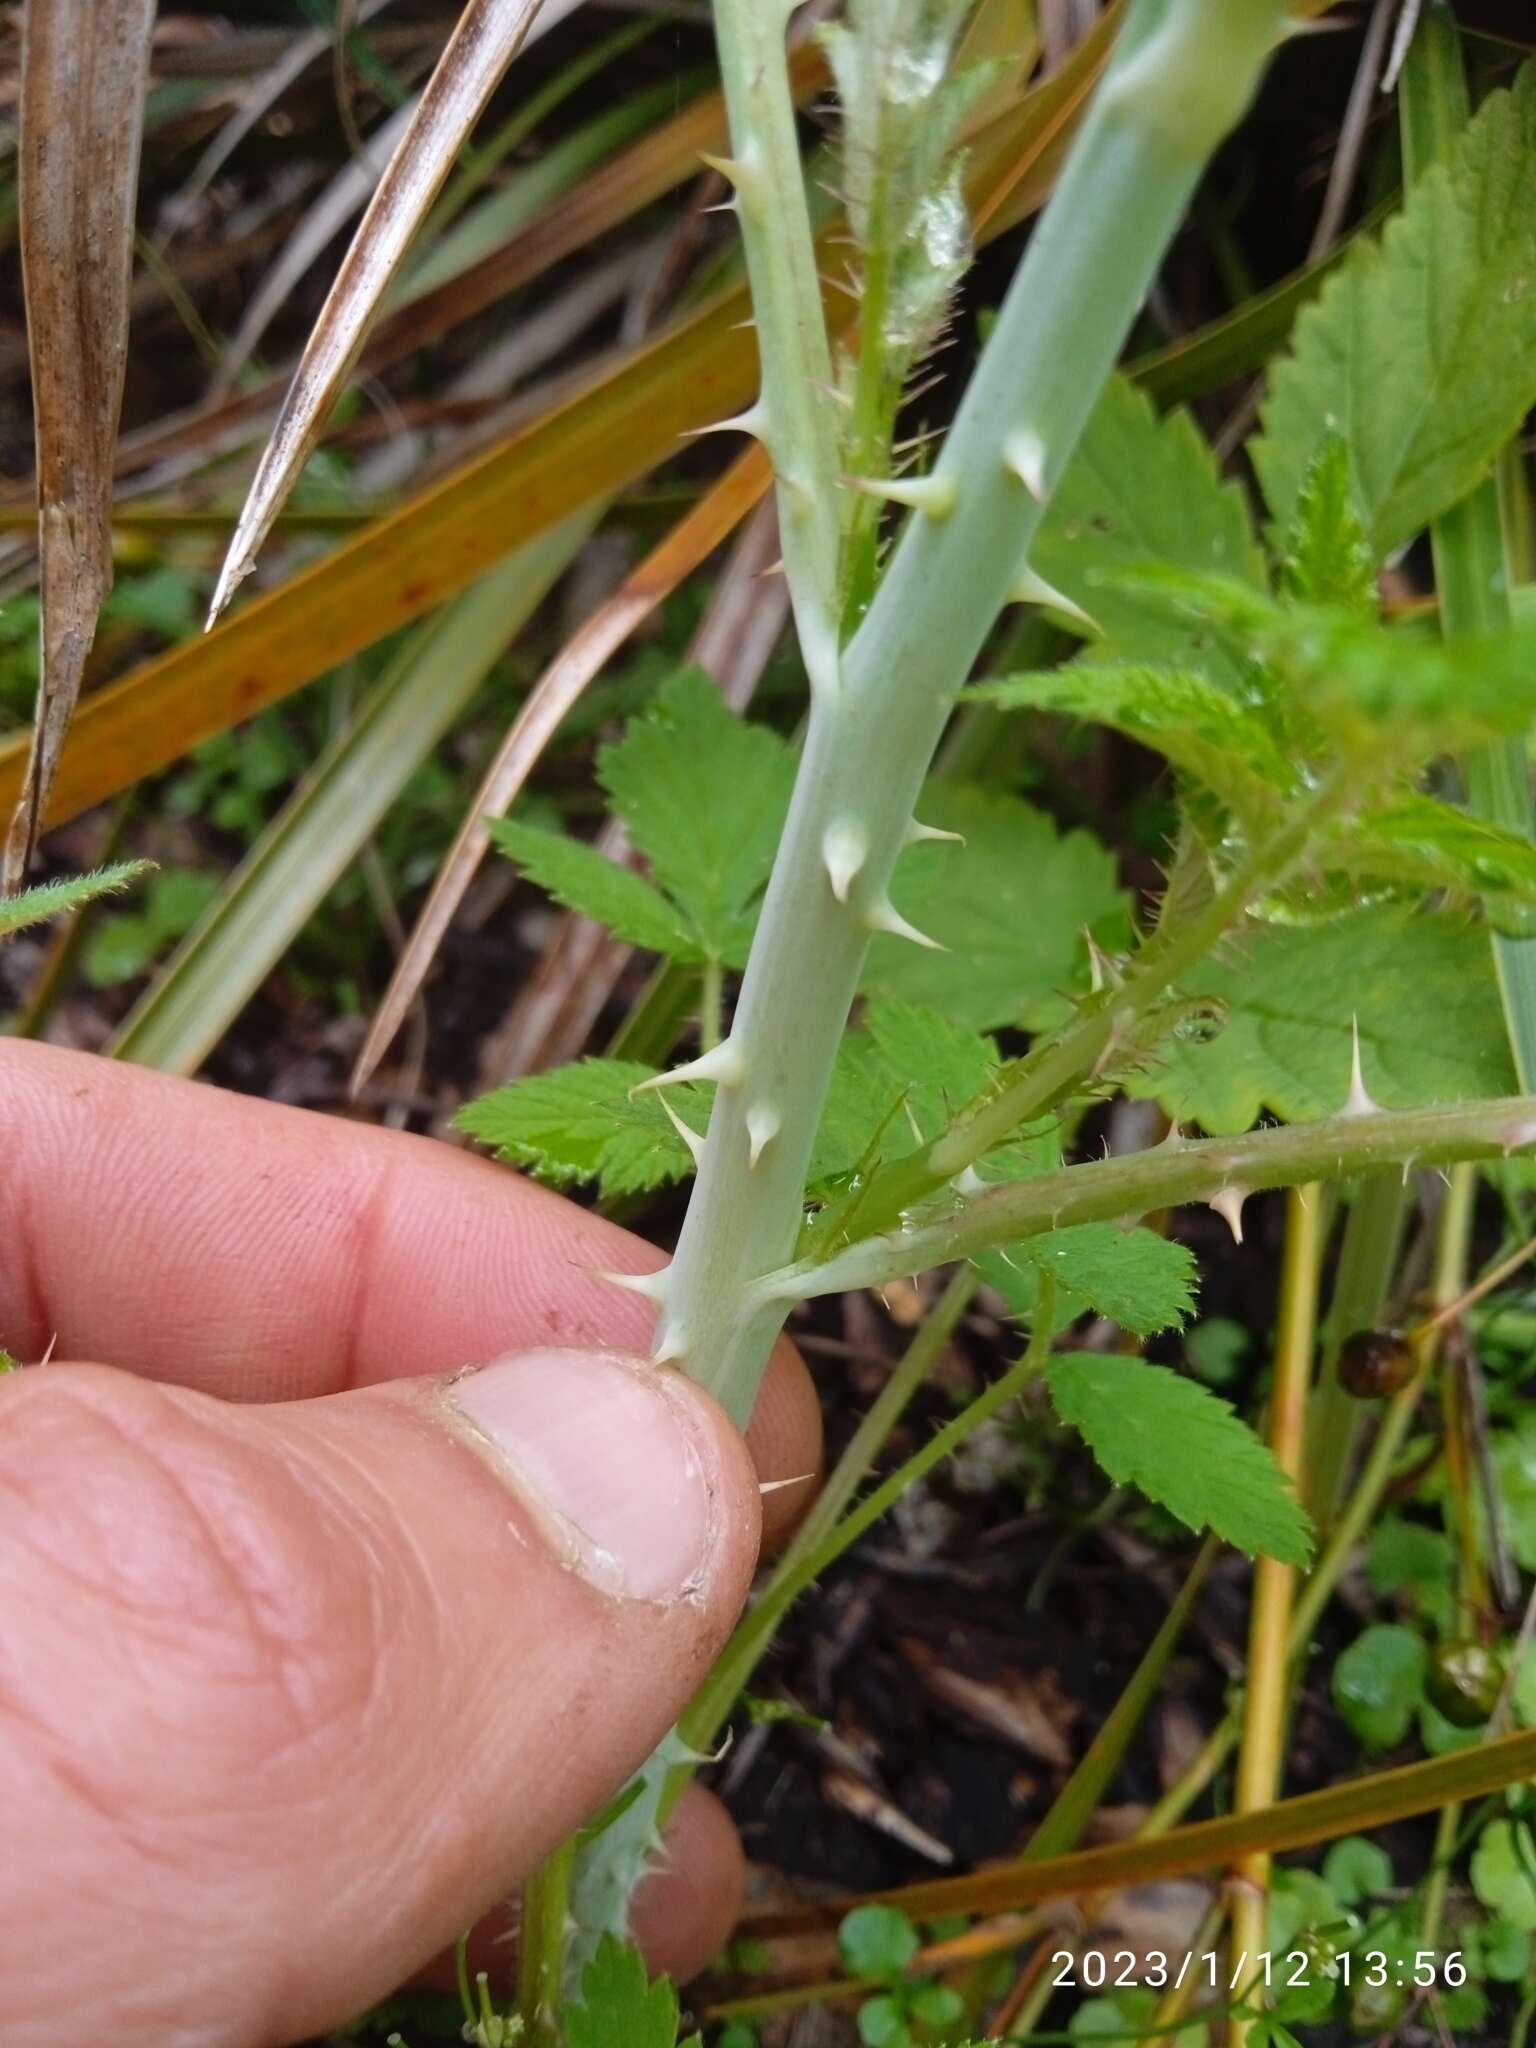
[1129,904,1516,1133]
[599,667,795,963]
[485,819,697,960]
[1045,1353,1313,1565]
[0,860,152,939]
[978,1223,1198,1336]
[866,780,1128,1031]
[563,1934,699,2048]
[1279,434,1375,614]
[458,1003,1017,1201]
[1029,371,1264,679]
[1349,793,1536,914]
[1253,61,1536,557]
[487,669,794,969]
[1331,1624,1427,1751]
[456,1059,708,1196]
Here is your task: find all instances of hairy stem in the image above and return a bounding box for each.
[764,1096,1536,1306]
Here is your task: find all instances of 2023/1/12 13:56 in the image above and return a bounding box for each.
[1046,1949,1468,1992]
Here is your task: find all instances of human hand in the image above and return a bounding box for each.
[0,1042,820,2047]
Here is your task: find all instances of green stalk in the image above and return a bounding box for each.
[655,0,1294,1428]
[708,0,842,698]
[516,1840,573,2048]
[765,1095,1536,1307]
[1401,2,1536,1088]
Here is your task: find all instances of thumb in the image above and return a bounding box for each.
[0,1349,761,2048]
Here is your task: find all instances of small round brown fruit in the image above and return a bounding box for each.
[1337,1327,1414,1400]
[1426,1640,1503,1728]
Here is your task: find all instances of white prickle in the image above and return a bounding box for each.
[1340,1016,1379,1119]
[685,401,769,444]
[1004,427,1049,500]
[1208,1185,1248,1243]
[746,1103,782,1168]
[905,818,964,847]
[953,1164,987,1196]
[698,147,769,215]
[593,1265,672,1305]
[657,1096,706,1167]
[845,473,957,519]
[821,820,867,903]
[866,898,946,951]
[1011,562,1100,634]
[652,1321,689,1366]
[631,1038,745,1095]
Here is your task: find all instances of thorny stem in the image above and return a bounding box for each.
[1228,1185,1324,2046]
[654,0,1295,1429]
[764,1096,1536,1307]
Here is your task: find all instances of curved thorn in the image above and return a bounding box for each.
[821,820,867,903]
[652,1323,689,1366]
[590,1264,671,1305]
[866,898,946,951]
[657,1095,706,1168]
[1004,427,1049,500]
[1208,1185,1248,1244]
[684,401,769,444]
[844,473,957,519]
[631,1037,745,1095]
[746,1103,782,1168]
[1012,563,1100,634]
[953,1164,987,1197]
[905,818,964,847]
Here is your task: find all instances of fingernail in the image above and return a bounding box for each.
[444,1349,715,1604]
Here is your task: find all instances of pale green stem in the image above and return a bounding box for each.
[659,0,1294,1428]
[709,0,842,695]
[674,1266,978,1767]
[516,1840,573,2048]
[764,1097,1536,1308]
[1402,1,1536,1088]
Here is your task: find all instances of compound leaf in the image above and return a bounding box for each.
[456,1057,707,1197]
[565,1934,691,2048]
[599,668,794,964]
[1046,1353,1313,1564]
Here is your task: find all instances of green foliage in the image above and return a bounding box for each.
[1471,1819,1536,1933]
[866,779,1128,1030]
[0,861,153,940]
[979,1222,1198,1336]
[1321,1835,1394,1907]
[456,1058,707,1197]
[1491,1415,1536,1570]
[1069,1988,1207,2046]
[489,669,794,969]
[1130,906,1515,1133]
[1044,1353,1313,1564]
[81,866,220,986]
[1031,371,1265,676]
[1331,1623,1427,1750]
[1365,1516,1454,1629]
[1253,61,1536,556]
[563,1935,698,2048]
[1278,433,1375,613]
[839,1905,920,1981]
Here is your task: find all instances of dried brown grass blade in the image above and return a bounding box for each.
[353,444,774,1090]
[3,0,156,890]
[208,0,548,625]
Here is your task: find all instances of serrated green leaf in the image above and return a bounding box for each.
[0,859,151,938]
[456,1057,706,1197]
[1253,63,1536,556]
[866,780,1128,1031]
[1130,905,1516,1133]
[598,668,794,964]
[981,1224,1198,1337]
[1046,1354,1312,1564]
[565,1934,685,2048]
[975,664,1295,826]
[1031,372,1264,679]
[487,817,699,961]
[1347,793,1536,910]
[1280,433,1376,612]
[1471,1820,1536,1933]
